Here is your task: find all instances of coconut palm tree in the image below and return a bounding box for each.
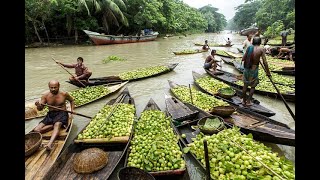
[89,0,129,34]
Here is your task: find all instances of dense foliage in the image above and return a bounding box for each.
[227,0,295,38]
[25,0,226,44]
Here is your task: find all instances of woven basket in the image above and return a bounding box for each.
[118,167,155,180]
[218,88,236,99]
[197,116,225,135]
[73,148,108,174]
[211,106,235,117]
[25,132,42,157]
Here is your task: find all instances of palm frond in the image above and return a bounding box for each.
[66,15,73,35]
[112,0,126,11]
[106,1,129,26]
[102,13,110,34]
[106,9,120,27]
[78,0,91,16]
[93,0,101,13]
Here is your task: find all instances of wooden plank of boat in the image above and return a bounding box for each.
[171,98,295,146]
[215,51,234,58]
[74,88,134,144]
[192,71,276,117]
[204,68,295,102]
[25,82,128,121]
[173,49,208,55]
[25,113,73,180]
[83,30,159,45]
[123,98,190,178]
[165,94,199,122]
[66,63,179,87]
[220,57,235,65]
[43,88,136,180]
[271,69,295,76]
[233,61,244,73]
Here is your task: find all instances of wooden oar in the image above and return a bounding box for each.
[102,93,127,123]
[189,84,194,105]
[51,57,87,88]
[259,61,295,121]
[203,139,211,180]
[40,103,92,119]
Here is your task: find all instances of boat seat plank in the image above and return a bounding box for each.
[166,98,197,120]
[229,114,259,126]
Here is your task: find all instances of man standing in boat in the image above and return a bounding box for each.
[241,37,271,106]
[56,57,92,82]
[34,80,75,151]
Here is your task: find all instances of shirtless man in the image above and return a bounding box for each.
[204,49,221,71]
[34,80,75,150]
[241,37,271,106]
[57,57,92,82]
[277,47,291,59]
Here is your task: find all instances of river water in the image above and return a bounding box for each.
[25,31,295,179]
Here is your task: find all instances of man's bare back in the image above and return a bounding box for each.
[251,46,265,68]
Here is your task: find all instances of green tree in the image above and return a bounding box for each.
[233,0,261,30]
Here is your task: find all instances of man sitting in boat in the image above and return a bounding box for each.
[34,80,75,151]
[202,40,210,50]
[226,38,232,46]
[241,37,271,106]
[204,49,221,71]
[57,57,92,82]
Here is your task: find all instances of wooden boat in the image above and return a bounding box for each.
[192,71,276,117]
[43,88,136,180]
[25,112,73,180]
[233,61,244,73]
[166,95,295,147]
[205,69,295,102]
[25,82,128,121]
[240,27,259,36]
[168,80,235,117]
[173,49,208,55]
[67,63,179,87]
[237,47,244,53]
[267,41,294,46]
[215,50,234,58]
[123,98,190,179]
[220,57,235,65]
[83,30,159,45]
[225,51,242,58]
[194,43,233,47]
[271,67,295,76]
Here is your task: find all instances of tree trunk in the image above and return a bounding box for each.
[75,28,78,44]
[42,20,50,43]
[32,21,42,44]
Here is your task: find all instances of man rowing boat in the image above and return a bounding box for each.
[56,57,92,82]
[33,80,75,151]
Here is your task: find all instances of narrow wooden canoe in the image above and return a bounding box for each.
[167,96,295,147]
[43,88,136,180]
[225,51,243,58]
[221,57,235,65]
[168,80,235,117]
[83,30,159,45]
[173,49,208,55]
[194,43,233,47]
[205,69,295,102]
[25,82,128,121]
[192,71,276,117]
[233,61,244,73]
[74,87,135,144]
[123,98,190,179]
[271,69,295,76]
[25,114,73,180]
[215,50,234,58]
[67,63,179,87]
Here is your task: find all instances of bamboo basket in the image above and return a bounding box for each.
[25,132,42,157]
